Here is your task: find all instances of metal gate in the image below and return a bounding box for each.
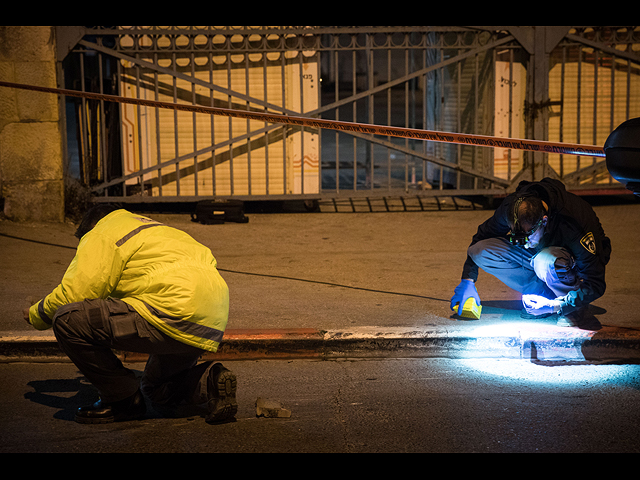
[55,26,640,205]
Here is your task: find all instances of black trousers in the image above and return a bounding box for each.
[52,298,213,406]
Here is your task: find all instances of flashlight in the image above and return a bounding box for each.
[508,216,545,247]
[522,294,546,305]
[522,294,562,315]
[507,231,529,246]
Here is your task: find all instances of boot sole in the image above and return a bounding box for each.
[207,366,238,424]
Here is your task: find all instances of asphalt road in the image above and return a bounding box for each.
[2,357,639,453]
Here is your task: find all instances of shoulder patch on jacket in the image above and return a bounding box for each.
[580,232,597,255]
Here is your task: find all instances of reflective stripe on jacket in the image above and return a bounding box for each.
[28,209,229,352]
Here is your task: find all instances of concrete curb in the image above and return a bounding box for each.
[1,326,640,363]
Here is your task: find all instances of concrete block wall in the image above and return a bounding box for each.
[0,26,64,222]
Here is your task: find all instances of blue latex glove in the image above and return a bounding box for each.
[450,279,481,312]
[522,294,561,316]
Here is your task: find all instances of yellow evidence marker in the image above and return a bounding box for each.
[453,298,482,320]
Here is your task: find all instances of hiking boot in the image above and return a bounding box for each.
[75,389,146,424]
[206,363,237,424]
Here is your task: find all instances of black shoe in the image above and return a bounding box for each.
[206,363,237,424]
[75,390,146,424]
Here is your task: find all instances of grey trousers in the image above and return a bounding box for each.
[52,298,213,406]
[468,238,580,298]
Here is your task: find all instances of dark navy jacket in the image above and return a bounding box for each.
[462,178,611,312]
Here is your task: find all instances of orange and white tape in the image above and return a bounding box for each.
[0,80,606,158]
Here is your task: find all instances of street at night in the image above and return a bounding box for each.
[2,358,639,453]
[2,26,640,454]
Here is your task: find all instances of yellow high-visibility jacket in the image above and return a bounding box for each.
[28,209,229,353]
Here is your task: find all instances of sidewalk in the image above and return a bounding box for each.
[2,199,640,363]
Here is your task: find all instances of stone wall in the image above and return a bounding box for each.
[0,26,64,222]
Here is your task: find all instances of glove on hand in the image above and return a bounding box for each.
[450,279,481,312]
[522,294,561,316]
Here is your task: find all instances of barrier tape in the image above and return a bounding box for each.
[0,80,606,158]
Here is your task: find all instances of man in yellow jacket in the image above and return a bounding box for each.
[25,205,235,424]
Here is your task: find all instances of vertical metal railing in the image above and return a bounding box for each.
[317,28,507,196]
[548,28,640,190]
[57,26,640,203]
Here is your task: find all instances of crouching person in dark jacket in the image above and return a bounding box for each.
[451,178,611,330]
